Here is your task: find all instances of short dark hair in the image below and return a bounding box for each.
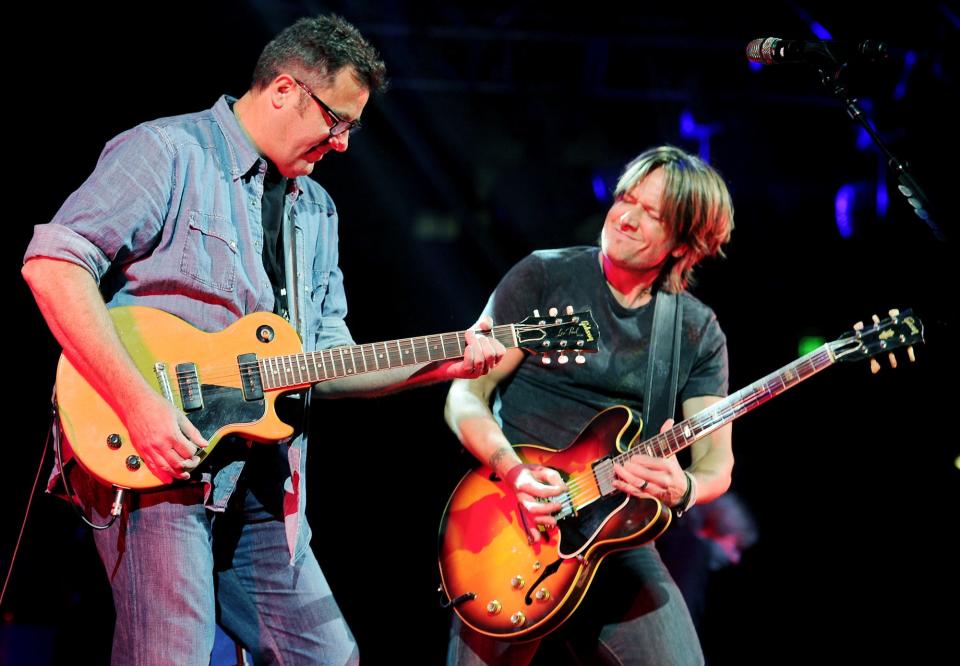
[252,14,387,93]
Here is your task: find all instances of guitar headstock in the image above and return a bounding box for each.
[515,306,599,365]
[831,308,924,372]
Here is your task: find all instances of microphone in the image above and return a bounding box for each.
[746,37,888,66]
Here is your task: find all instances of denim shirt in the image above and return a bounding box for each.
[24,95,354,561]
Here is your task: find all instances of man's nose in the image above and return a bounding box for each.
[329,131,349,152]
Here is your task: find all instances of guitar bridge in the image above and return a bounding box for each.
[153,363,175,404]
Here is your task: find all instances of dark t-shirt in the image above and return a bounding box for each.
[261,162,288,316]
[487,246,728,450]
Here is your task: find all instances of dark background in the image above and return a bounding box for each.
[3,2,956,664]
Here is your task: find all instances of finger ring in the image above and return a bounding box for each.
[639,480,649,491]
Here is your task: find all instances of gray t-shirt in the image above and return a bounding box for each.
[487,246,728,450]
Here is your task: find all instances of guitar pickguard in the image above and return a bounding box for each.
[556,492,666,559]
[557,492,630,557]
[184,384,266,442]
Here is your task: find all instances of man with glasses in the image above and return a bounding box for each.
[23,14,502,665]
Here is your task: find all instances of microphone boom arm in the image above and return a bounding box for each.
[817,63,943,241]
[747,37,943,241]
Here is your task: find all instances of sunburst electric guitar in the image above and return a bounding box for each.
[438,309,923,642]
[55,306,599,489]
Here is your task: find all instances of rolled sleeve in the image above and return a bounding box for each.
[23,223,112,282]
[25,124,172,282]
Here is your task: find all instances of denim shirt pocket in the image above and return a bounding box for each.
[180,211,238,292]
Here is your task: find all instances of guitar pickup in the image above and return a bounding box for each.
[175,362,203,412]
[238,353,264,401]
[592,457,616,496]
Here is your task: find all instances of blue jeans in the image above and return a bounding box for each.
[71,447,358,665]
[447,544,704,665]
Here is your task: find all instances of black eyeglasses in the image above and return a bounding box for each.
[294,79,361,137]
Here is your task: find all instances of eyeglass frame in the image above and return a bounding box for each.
[293,78,362,137]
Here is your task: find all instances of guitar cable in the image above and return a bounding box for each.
[0,393,125,608]
[51,397,123,531]
[0,397,53,607]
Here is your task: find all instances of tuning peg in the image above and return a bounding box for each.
[853,321,864,332]
[566,305,574,315]
[907,346,916,363]
[888,352,898,369]
[558,354,569,365]
[872,314,881,325]
[575,353,586,364]
[870,358,881,374]
[541,356,551,365]
[548,307,558,317]
[888,308,900,319]
[532,309,541,318]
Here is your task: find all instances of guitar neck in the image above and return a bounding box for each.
[622,343,838,463]
[259,325,519,391]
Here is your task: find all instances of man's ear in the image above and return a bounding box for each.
[269,74,298,108]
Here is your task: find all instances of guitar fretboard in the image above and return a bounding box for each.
[258,326,519,390]
[618,342,838,463]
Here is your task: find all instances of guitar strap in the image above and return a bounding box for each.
[282,202,300,338]
[642,290,683,438]
[282,202,311,432]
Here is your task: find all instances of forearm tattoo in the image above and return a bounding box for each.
[489,446,513,472]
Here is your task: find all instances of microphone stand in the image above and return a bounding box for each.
[816,60,945,242]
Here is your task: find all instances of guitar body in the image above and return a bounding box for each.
[438,308,924,641]
[438,406,672,642]
[56,306,302,489]
[54,305,601,491]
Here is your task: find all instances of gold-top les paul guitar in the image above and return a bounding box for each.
[438,308,923,642]
[55,305,599,489]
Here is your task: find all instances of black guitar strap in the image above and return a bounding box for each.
[642,290,683,438]
[281,206,311,439]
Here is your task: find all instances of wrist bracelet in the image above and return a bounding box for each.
[674,470,698,517]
